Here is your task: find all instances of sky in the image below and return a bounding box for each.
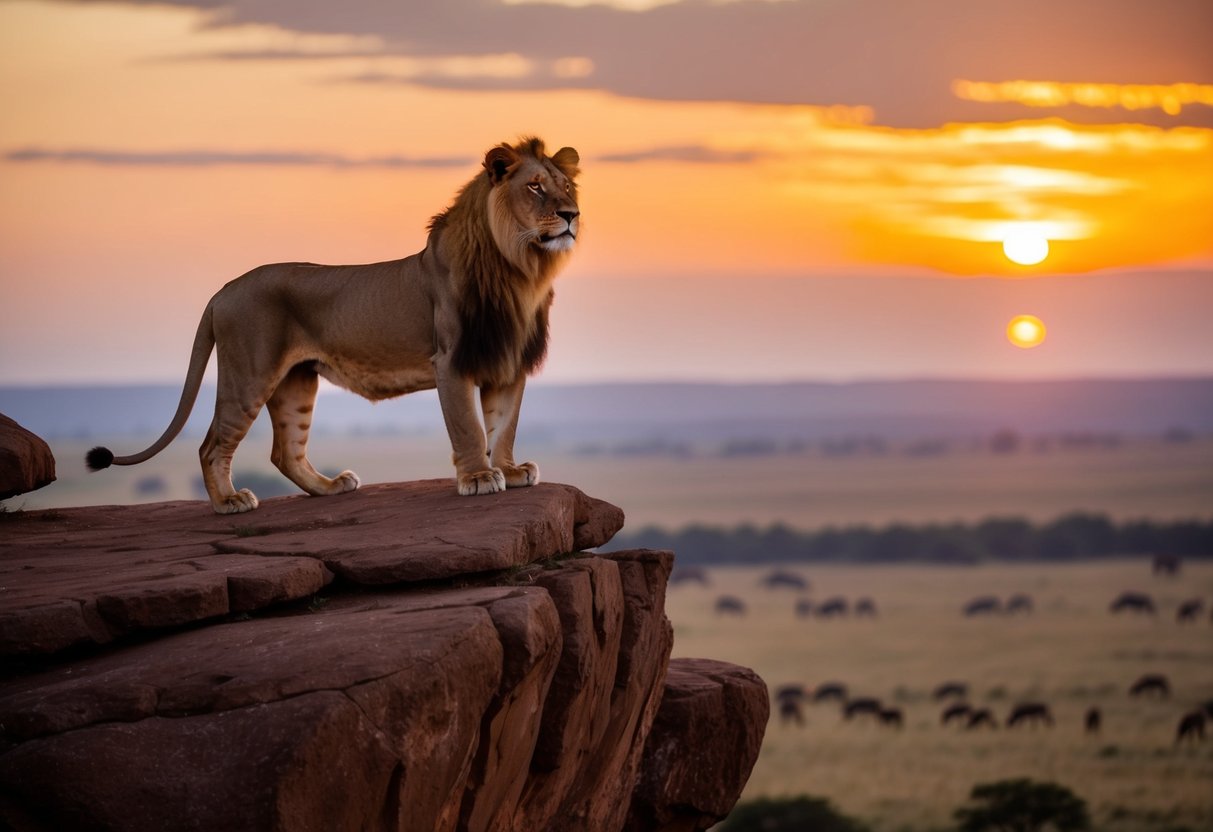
[1,0,1211,385]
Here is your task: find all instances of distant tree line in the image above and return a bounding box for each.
[606,513,1213,565]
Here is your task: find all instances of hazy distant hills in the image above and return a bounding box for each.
[2,378,1210,443]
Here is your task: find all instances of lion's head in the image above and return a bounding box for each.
[484,138,580,262]
[428,138,582,386]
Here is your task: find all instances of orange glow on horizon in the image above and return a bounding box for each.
[953,79,1213,116]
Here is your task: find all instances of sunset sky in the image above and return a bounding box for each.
[1,0,1211,384]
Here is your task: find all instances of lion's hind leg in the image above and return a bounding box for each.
[267,364,360,498]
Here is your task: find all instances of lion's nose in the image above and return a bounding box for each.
[557,209,579,223]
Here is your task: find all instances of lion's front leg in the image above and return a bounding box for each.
[481,375,539,489]
[435,361,506,496]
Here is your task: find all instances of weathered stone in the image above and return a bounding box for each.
[0,414,55,500]
[0,482,768,832]
[515,558,624,830]
[625,658,771,832]
[0,481,622,656]
[550,549,676,831]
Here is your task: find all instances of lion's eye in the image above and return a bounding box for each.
[527,182,544,195]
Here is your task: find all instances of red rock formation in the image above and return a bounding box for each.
[0,484,766,832]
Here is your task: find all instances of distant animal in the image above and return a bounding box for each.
[762,570,809,590]
[778,697,805,727]
[878,707,904,728]
[794,598,813,618]
[816,597,849,618]
[963,596,1001,616]
[1152,553,1181,576]
[1084,707,1102,734]
[1175,711,1206,744]
[812,683,848,703]
[714,595,747,616]
[775,684,807,702]
[1109,591,1156,615]
[669,566,710,586]
[843,697,883,720]
[1176,598,1205,623]
[1204,700,1213,720]
[1129,674,1170,698]
[941,703,972,726]
[1004,593,1034,614]
[86,137,582,514]
[966,708,998,730]
[933,681,969,701]
[854,597,878,617]
[1006,702,1055,728]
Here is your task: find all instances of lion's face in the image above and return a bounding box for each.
[485,141,581,261]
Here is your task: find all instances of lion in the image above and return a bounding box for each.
[87,137,581,514]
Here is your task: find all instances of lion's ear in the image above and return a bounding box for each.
[484,145,518,184]
[551,147,580,179]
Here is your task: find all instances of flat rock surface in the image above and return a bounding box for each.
[0,480,624,656]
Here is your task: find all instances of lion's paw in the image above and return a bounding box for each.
[457,468,507,496]
[213,488,259,515]
[330,470,361,494]
[501,461,540,488]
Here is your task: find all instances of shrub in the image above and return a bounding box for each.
[719,796,870,832]
[954,778,1090,832]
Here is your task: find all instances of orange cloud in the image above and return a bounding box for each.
[953,80,1213,117]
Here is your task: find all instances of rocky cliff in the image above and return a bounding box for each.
[0,481,767,831]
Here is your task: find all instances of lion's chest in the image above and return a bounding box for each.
[314,357,437,402]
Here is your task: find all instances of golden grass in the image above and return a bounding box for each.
[668,562,1213,831]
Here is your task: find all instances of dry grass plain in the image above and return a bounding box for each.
[667,562,1213,832]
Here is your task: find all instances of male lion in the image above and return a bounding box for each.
[87,137,581,514]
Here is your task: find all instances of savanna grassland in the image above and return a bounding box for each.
[667,562,1213,832]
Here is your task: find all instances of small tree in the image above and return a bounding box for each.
[954,778,1090,832]
[720,796,870,832]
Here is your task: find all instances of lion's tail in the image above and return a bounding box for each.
[86,305,216,471]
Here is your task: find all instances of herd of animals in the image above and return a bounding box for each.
[770,674,1212,746]
[669,554,1211,747]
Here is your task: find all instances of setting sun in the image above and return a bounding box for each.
[1002,228,1051,266]
[1007,314,1047,349]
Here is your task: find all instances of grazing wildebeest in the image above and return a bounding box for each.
[843,697,883,720]
[1005,593,1034,614]
[963,596,1001,616]
[1175,711,1206,744]
[816,597,848,618]
[714,595,746,616]
[1006,702,1055,728]
[762,569,808,590]
[941,703,972,726]
[775,684,806,702]
[669,566,710,586]
[779,697,805,726]
[1129,673,1170,698]
[854,597,878,617]
[794,598,813,618]
[1110,591,1156,615]
[1152,553,1181,576]
[1204,700,1213,719]
[778,696,805,727]
[1085,707,1102,734]
[878,707,904,728]
[812,682,848,703]
[933,681,969,701]
[966,708,998,730]
[1177,598,1205,623]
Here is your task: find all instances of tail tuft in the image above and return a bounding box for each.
[86,446,115,471]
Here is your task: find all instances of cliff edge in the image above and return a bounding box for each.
[0,481,767,831]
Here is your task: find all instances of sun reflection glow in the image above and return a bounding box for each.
[1007,315,1047,349]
